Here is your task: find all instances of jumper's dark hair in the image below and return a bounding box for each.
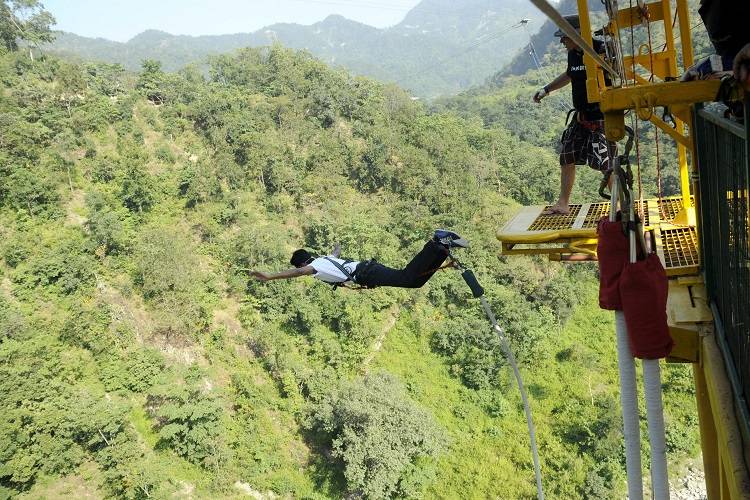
[290,249,314,268]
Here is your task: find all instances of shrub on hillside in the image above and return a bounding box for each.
[99,349,165,393]
[13,233,96,296]
[308,372,446,499]
[146,379,224,468]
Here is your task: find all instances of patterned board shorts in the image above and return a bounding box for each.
[559,119,617,173]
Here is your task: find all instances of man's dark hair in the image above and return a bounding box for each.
[290,249,314,267]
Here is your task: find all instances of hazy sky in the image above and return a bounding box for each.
[43,0,424,42]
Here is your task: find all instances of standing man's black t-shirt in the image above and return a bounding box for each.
[567,39,607,120]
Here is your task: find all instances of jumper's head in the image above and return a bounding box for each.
[290,249,314,268]
[555,15,580,51]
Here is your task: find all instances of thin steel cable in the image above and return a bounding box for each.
[409,22,524,78]
[523,23,571,113]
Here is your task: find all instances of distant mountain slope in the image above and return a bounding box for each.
[498,0,601,77]
[48,0,544,97]
[499,0,709,77]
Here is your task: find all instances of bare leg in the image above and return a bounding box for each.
[544,163,576,215]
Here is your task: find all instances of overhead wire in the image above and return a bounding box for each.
[287,0,423,13]
[407,21,526,79]
[522,21,572,113]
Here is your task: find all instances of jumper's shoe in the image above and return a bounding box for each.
[434,229,469,248]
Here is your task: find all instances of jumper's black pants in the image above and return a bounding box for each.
[354,240,449,288]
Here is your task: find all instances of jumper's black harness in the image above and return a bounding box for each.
[323,257,367,290]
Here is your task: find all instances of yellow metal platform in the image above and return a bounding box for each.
[497,196,699,276]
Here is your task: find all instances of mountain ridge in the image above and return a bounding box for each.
[48,0,544,97]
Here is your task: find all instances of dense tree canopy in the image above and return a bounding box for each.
[0,37,702,499]
[0,0,55,54]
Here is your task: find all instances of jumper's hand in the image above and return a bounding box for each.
[250,271,271,282]
[533,87,548,103]
[733,43,750,89]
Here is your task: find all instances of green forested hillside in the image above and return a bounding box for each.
[0,38,702,500]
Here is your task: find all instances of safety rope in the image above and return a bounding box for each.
[642,4,671,223]
[632,114,645,219]
[627,1,635,80]
[625,1,645,219]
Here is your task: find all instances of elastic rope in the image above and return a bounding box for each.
[479,296,545,500]
[450,257,544,499]
[605,0,628,85]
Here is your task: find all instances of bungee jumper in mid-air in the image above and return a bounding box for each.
[249,230,469,289]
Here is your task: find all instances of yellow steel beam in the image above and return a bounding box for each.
[667,325,699,363]
[694,361,721,499]
[601,80,722,112]
[676,136,693,224]
[676,0,694,69]
[623,52,675,80]
[601,80,722,141]
[699,326,750,498]
[615,1,666,28]
[577,0,602,105]
[661,0,679,78]
[648,114,691,148]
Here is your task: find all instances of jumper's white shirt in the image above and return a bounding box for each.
[309,256,360,284]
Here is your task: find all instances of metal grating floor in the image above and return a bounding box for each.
[659,197,693,222]
[582,203,610,228]
[636,200,650,226]
[579,200,650,229]
[662,227,699,269]
[528,205,582,231]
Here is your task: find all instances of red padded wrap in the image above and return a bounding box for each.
[620,253,673,359]
[597,216,628,310]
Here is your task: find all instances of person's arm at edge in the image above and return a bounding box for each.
[250,266,315,282]
[534,72,571,102]
[546,72,571,93]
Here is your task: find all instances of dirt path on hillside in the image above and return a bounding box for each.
[361,304,400,373]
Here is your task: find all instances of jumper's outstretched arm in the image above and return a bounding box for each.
[250,266,315,282]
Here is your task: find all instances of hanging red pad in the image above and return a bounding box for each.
[619,253,674,359]
[597,216,628,310]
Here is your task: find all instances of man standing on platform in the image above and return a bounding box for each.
[533,14,616,215]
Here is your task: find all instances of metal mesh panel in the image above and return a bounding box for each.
[582,203,610,228]
[528,205,582,231]
[659,196,694,222]
[636,200,650,226]
[695,103,750,437]
[661,227,699,269]
[579,200,650,229]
